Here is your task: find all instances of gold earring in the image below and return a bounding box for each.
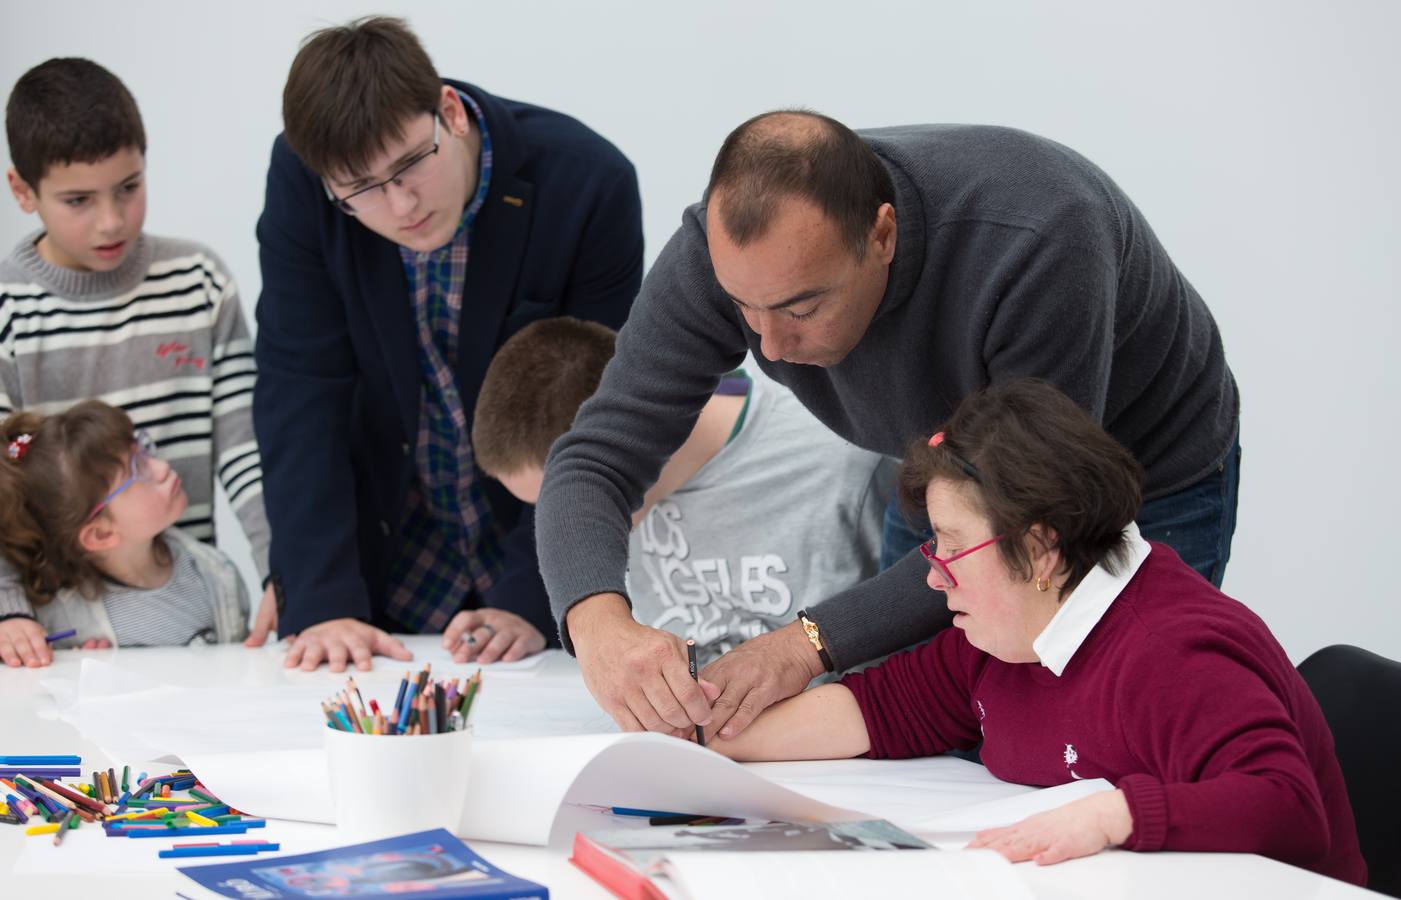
[1036,577,1050,592]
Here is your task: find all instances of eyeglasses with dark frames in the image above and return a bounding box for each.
[323,114,442,215]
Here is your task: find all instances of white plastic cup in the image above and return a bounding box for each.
[323,725,474,838]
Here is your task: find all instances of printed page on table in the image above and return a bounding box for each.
[663,848,1033,900]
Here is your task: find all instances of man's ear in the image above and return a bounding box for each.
[78,517,120,555]
[871,202,898,264]
[439,84,470,138]
[7,167,38,213]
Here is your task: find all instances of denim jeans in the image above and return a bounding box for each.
[879,437,1243,588]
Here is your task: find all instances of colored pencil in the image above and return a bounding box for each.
[30,777,106,814]
[53,810,77,845]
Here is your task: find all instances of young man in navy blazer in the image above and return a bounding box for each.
[250,17,642,671]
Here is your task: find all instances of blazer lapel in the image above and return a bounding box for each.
[456,173,533,399]
[353,230,419,439]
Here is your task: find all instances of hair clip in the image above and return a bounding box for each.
[928,430,982,483]
[6,433,33,461]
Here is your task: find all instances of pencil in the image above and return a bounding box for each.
[53,810,76,845]
[347,677,368,719]
[687,640,705,747]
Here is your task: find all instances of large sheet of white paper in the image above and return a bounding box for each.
[179,733,870,847]
[43,654,1113,853]
[48,656,614,760]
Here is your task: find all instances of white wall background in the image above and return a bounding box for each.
[2,1,1397,663]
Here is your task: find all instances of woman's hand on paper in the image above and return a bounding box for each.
[0,616,52,667]
[568,592,717,734]
[282,617,413,672]
[968,788,1133,865]
[443,608,545,664]
[700,620,826,739]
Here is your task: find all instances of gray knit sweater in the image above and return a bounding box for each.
[0,231,270,618]
[537,125,1238,668]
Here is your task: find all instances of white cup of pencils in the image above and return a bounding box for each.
[322,665,481,837]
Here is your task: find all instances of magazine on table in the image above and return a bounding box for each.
[175,828,547,899]
[571,819,931,899]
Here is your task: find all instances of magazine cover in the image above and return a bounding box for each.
[589,819,930,871]
[176,829,548,899]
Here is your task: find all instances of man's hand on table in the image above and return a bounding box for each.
[569,592,718,734]
[242,582,279,648]
[700,619,826,739]
[281,618,413,672]
[442,607,546,664]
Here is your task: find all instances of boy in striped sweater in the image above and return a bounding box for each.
[0,58,271,666]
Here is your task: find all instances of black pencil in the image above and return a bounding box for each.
[687,640,705,747]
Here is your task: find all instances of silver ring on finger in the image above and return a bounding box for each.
[477,623,497,639]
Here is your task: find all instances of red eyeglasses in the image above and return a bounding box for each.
[919,534,1004,589]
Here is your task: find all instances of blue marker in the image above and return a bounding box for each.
[124,825,253,838]
[43,630,76,644]
[158,843,280,858]
[0,755,81,766]
[611,806,692,818]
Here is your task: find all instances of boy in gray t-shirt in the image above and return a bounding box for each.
[472,318,893,665]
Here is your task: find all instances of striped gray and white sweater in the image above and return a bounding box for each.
[0,231,270,617]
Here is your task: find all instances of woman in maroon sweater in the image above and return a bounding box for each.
[710,380,1364,884]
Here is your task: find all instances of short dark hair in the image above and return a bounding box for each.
[705,110,895,258]
[897,379,1145,595]
[5,58,146,189]
[282,16,443,177]
[472,318,618,477]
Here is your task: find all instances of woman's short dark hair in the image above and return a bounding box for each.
[897,379,1145,594]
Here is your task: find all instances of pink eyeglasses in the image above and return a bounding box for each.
[919,534,1004,589]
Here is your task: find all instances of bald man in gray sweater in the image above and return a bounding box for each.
[537,111,1239,741]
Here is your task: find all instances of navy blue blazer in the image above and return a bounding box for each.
[253,81,642,640]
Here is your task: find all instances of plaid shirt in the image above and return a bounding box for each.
[384,92,502,633]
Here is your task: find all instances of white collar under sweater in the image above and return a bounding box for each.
[1032,522,1152,677]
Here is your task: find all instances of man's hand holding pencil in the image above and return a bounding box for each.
[568,592,720,736]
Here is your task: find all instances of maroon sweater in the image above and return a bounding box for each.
[841,544,1365,885]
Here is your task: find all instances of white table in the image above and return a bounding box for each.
[0,644,1379,898]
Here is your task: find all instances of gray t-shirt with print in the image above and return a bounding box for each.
[625,373,894,666]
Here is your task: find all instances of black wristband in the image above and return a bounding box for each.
[0,612,38,624]
[796,608,835,673]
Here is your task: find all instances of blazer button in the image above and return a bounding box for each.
[379,520,390,537]
[401,442,411,456]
